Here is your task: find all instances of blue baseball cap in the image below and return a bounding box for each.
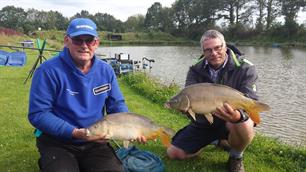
[66,18,98,38]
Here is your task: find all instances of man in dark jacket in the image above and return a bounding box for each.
[167,30,258,172]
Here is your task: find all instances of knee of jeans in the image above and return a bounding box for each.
[167,145,187,160]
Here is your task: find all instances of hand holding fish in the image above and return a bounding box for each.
[86,112,174,148]
[72,128,107,143]
[214,103,241,123]
[136,135,148,144]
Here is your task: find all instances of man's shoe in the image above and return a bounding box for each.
[227,157,245,172]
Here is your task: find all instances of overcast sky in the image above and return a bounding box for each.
[0,0,305,24]
[0,0,175,22]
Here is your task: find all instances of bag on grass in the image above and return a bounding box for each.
[116,146,164,172]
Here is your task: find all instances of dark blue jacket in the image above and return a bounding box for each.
[185,47,258,126]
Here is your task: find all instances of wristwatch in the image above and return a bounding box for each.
[233,109,249,123]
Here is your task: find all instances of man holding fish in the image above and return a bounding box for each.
[28,18,146,172]
[166,30,269,172]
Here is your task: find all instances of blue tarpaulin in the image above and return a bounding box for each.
[0,50,9,65]
[0,50,26,66]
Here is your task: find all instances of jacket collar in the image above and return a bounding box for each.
[202,48,237,72]
[59,47,97,76]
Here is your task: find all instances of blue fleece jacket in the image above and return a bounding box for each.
[28,47,128,140]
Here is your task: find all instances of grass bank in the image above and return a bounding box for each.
[32,30,197,47]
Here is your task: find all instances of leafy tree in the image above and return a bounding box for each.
[144,3,174,33]
[125,14,145,32]
[160,7,175,33]
[172,0,193,35]
[46,11,68,30]
[220,0,236,25]
[266,0,281,30]
[254,0,266,32]
[172,0,221,38]
[144,2,163,31]
[279,0,306,35]
[25,9,68,31]
[93,13,123,32]
[0,6,26,31]
[221,0,254,26]
[280,0,306,25]
[71,10,94,20]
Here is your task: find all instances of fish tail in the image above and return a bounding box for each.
[246,110,261,124]
[245,101,270,125]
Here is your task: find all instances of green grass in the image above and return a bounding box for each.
[0,45,305,172]
[0,49,39,171]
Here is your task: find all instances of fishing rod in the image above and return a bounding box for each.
[24,39,59,84]
[0,44,60,53]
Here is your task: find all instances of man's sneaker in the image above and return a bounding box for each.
[227,157,245,172]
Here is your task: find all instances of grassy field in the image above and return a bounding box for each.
[0,40,305,171]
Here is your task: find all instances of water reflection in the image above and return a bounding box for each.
[280,48,294,60]
[97,46,306,146]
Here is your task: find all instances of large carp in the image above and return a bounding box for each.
[164,83,270,125]
[86,112,175,148]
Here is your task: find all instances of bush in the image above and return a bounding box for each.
[121,72,180,105]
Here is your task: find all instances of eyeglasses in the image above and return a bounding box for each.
[69,36,98,46]
[203,44,223,55]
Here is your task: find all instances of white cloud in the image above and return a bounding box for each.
[0,0,175,22]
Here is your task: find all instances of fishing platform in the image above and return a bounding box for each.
[98,53,155,76]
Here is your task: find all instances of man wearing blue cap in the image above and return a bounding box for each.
[28,18,141,171]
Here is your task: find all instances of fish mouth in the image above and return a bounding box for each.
[164,102,171,109]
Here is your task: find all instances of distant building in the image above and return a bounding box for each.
[20,40,34,48]
[107,34,122,41]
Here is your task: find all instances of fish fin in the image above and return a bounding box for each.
[182,94,191,112]
[145,132,159,141]
[205,113,214,124]
[187,109,196,121]
[247,111,261,124]
[158,128,172,148]
[254,101,270,111]
[246,101,270,125]
[163,126,175,137]
[123,141,130,148]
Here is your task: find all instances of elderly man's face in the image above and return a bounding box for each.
[64,35,100,66]
[202,38,227,69]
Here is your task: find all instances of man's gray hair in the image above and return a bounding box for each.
[200,30,226,52]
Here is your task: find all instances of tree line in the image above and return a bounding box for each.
[0,0,306,42]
